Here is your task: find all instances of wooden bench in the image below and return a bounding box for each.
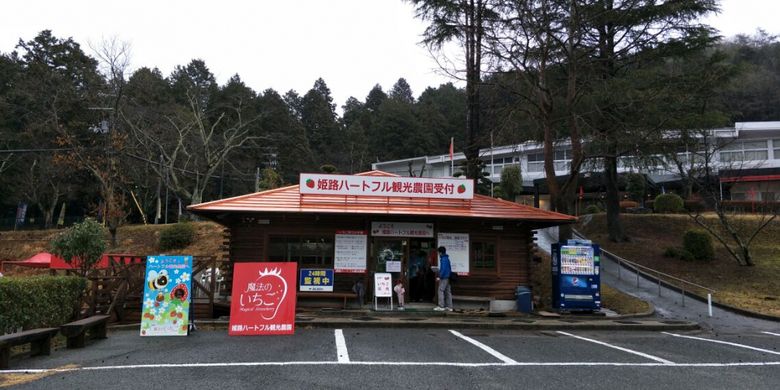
[60,315,110,349]
[0,328,59,369]
[297,292,356,309]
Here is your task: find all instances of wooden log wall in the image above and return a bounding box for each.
[224,213,536,300]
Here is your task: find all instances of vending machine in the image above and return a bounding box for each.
[551,239,601,312]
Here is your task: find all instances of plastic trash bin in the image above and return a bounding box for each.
[515,286,532,313]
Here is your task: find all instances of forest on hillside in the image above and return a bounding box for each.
[1,22,779,230]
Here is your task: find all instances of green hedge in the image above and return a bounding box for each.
[0,275,87,333]
[653,193,684,214]
[683,230,714,261]
[159,222,195,251]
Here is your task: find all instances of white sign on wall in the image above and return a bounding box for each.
[299,173,474,199]
[385,261,401,273]
[437,232,470,275]
[334,230,367,273]
[371,222,434,237]
[374,273,392,298]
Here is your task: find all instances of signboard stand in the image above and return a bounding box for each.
[373,272,393,311]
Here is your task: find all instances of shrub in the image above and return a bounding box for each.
[653,193,684,214]
[0,275,87,333]
[159,222,195,251]
[683,230,714,261]
[584,204,601,214]
[50,218,107,276]
[626,173,646,201]
[677,248,695,262]
[663,247,678,258]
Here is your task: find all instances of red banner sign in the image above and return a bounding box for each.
[229,262,297,336]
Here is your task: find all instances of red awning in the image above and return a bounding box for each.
[1,252,60,269]
[1,252,144,270]
[720,174,780,183]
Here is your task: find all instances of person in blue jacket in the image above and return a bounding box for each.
[433,246,453,312]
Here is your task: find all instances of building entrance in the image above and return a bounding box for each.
[372,238,436,304]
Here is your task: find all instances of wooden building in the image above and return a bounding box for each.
[188,171,575,305]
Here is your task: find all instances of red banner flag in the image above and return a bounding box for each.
[229,262,297,336]
[449,137,454,161]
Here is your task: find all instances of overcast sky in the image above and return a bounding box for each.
[1,0,778,109]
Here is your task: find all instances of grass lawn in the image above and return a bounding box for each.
[577,213,780,317]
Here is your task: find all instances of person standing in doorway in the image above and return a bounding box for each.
[433,246,453,312]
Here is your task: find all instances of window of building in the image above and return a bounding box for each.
[472,241,496,269]
[719,140,768,162]
[268,236,334,266]
[528,150,571,173]
[773,139,780,159]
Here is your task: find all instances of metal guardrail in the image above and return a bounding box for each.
[572,230,716,316]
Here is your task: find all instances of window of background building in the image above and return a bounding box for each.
[268,236,334,267]
[527,153,545,172]
[528,150,571,173]
[720,140,768,162]
[774,139,780,159]
[472,241,496,269]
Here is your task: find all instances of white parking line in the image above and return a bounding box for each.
[762,331,780,337]
[557,331,674,364]
[3,361,780,374]
[449,330,518,364]
[663,332,780,356]
[335,329,350,363]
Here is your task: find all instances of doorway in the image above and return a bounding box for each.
[408,239,436,303]
[373,238,406,302]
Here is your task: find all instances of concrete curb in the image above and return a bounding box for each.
[110,315,697,332]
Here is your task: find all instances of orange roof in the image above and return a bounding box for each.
[188,171,575,225]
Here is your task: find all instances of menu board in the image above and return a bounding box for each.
[334,230,367,273]
[560,245,595,275]
[374,273,392,297]
[437,232,470,275]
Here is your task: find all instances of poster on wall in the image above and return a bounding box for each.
[299,269,334,292]
[334,231,367,273]
[371,222,434,237]
[140,255,192,336]
[229,262,297,336]
[385,261,401,273]
[437,233,470,275]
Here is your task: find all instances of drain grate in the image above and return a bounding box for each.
[401,318,425,321]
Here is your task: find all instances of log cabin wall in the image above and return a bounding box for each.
[224,213,535,300]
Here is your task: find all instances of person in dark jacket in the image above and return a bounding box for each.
[433,246,453,311]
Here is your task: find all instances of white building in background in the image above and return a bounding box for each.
[372,121,780,204]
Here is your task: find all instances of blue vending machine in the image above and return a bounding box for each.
[552,239,601,312]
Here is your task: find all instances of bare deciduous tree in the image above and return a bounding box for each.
[125,92,265,206]
[666,129,776,266]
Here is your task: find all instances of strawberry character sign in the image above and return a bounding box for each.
[229,262,297,335]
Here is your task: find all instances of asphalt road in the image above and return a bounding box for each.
[3,327,780,389]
